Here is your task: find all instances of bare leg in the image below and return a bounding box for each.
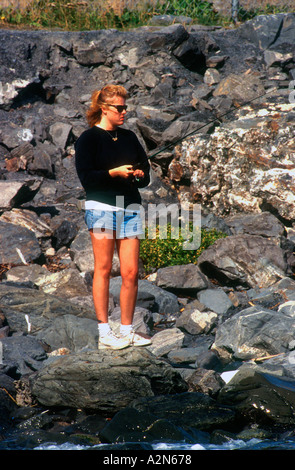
[116,237,140,325]
[90,229,115,323]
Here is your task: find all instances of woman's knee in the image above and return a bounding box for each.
[121,266,139,285]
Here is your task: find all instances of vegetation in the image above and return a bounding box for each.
[140,223,227,272]
[1,0,292,31]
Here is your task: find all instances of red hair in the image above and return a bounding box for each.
[86,84,128,127]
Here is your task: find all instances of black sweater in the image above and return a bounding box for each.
[75,126,150,208]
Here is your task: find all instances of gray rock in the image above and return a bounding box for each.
[30,348,188,413]
[0,221,41,265]
[156,264,209,295]
[110,277,180,314]
[49,122,72,150]
[197,288,234,315]
[0,283,94,335]
[224,212,286,238]
[212,305,295,361]
[175,306,218,334]
[36,314,98,352]
[147,328,184,357]
[0,334,47,376]
[198,234,288,288]
[0,208,52,238]
[0,180,42,211]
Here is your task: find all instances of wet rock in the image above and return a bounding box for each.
[100,407,192,444]
[131,391,236,432]
[218,362,295,427]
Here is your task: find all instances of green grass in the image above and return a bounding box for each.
[1,0,293,31]
[0,0,233,31]
[140,223,227,273]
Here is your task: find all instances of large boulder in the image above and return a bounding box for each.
[197,234,289,288]
[218,353,295,428]
[30,348,188,414]
[212,304,295,361]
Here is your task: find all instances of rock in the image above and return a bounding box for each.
[197,288,234,315]
[156,264,209,295]
[175,306,218,335]
[198,234,288,288]
[109,277,180,314]
[0,221,41,265]
[0,283,94,335]
[0,208,52,238]
[147,328,184,357]
[49,122,72,150]
[100,407,192,444]
[30,348,188,414]
[35,314,98,352]
[187,368,225,397]
[0,334,47,376]
[212,72,265,103]
[34,268,90,298]
[240,13,295,50]
[69,227,94,272]
[0,180,42,211]
[224,211,285,238]
[212,304,295,361]
[131,391,236,432]
[218,362,295,427]
[52,219,78,250]
[3,264,48,284]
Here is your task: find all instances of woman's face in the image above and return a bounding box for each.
[102,95,127,129]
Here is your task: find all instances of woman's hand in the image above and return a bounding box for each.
[109,165,134,179]
[133,169,144,179]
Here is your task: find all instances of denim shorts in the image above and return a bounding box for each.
[85,208,144,239]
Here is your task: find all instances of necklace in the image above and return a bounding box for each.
[96,125,118,141]
[109,131,118,141]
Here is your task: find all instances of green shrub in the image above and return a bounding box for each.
[139,223,227,272]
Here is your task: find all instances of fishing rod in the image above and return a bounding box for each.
[143,86,279,163]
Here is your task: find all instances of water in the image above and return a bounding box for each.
[32,437,295,451]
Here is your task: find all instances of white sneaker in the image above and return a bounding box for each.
[122,328,152,347]
[98,330,130,350]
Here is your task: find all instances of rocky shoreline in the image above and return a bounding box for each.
[1,13,295,449]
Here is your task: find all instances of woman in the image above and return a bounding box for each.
[75,84,151,350]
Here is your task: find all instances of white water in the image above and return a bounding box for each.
[33,437,295,451]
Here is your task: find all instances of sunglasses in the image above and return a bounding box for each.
[103,103,128,113]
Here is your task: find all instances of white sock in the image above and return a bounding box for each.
[120,324,133,336]
[98,323,111,337]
